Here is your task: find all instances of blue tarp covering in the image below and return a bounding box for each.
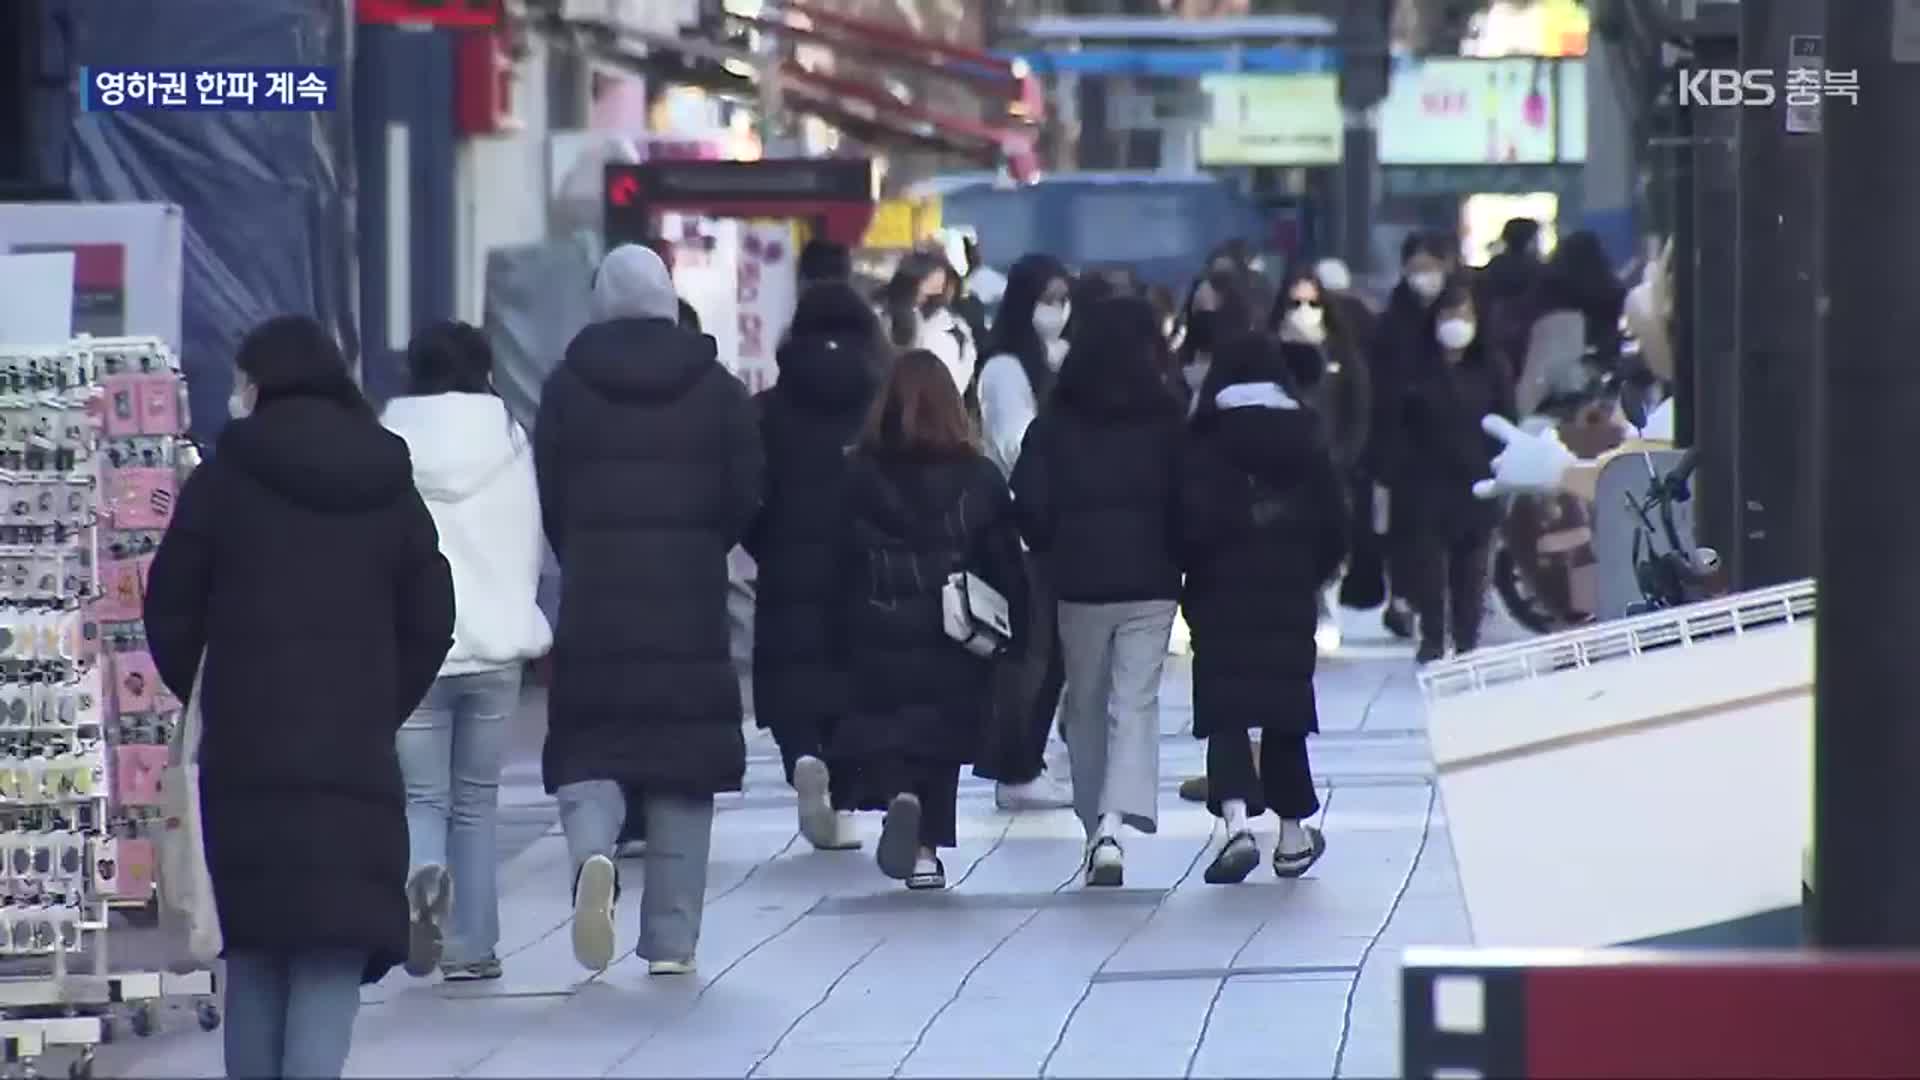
[51,0,355,441]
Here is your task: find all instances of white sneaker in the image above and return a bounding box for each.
[826,810,861,850]
[795,756,858,850]
[1085,836,1124,887]
[648,958,696,976]
[996,773,1073,811]
[571,855,617,973]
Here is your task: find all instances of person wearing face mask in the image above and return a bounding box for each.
[1401,282,1516,665]
[146,316,455,1079]
[1268,269,1372,654]
[1369,232,1453,640]
[1176,271,1257,418]
[882,251,979,408]
[974,254,1076,811]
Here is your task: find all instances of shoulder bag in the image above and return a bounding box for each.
[942,570,1014,659]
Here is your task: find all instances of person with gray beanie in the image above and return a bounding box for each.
[534,244,764,976]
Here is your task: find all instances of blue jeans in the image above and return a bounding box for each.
[395,666,520,964]
[557,780,714,962]
[223,948,363,1079]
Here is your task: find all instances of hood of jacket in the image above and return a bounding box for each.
[564,317,720,405]
[219,395,415,514]
[1203,381,1324,487]
[775,330,876,413]
[381,393,528,504]
[849,448,980,545]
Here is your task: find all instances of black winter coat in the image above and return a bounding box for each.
[834,448,1027,765]
[534,317,763,794]
[1366,283,1435,485]
[1011,401,1184,604]
[1281,340,1371,473]
[744,330,876,734]
[1180,391,1346,738]
[1401,347,1517,537]
[143,391,455,984]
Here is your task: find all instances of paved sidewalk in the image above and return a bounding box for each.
[97,611,1470,1079]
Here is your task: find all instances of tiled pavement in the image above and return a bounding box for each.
[95,605,1487,1079]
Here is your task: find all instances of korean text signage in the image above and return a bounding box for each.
[358,0,499,27]
[81,68,336,111]
[1197,74,1341,166]
[604,159,878,250]
[1378,58,1557,166]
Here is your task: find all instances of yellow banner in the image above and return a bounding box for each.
[862,198,942,251]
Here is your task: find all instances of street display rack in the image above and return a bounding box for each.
[0,336,215,1079]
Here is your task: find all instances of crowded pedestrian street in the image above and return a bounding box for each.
[93,607,1486,1080]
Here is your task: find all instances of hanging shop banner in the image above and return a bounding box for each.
[733,221,798,395]
[1197,73,1342,166]
[1378,57,1558,166]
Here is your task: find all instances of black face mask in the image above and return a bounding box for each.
[1185,310,1219,353]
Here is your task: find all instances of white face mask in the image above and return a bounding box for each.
[228,378,255,420]
[1032,301,1070,342]
[1436,318,1477,351]
[1408,271,1445,300]
[1282,304,1327,345]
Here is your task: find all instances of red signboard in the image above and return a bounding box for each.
[358,0,499,28]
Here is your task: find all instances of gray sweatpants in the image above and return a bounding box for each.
[1056,599,1177,838]
[557,780,714,963]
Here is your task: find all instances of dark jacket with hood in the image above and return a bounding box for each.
[143,383,455,984]
[1366,281,1435,485]
[744,321,879,736]
[534,317,763,794]
[1280,338,1371,472]
[1402,339,1517,537]
[834,447,1027,764]
[1180,382,1346,738]
[1011,383,1185,605]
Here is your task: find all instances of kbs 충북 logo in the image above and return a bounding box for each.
[1676,67,1859,107]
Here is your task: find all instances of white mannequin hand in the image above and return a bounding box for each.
[1473,415,1577,498]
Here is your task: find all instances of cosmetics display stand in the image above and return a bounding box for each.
[0,337,216,1079]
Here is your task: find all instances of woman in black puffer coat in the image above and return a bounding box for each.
[746,283,886,854]
[1402,280,1517,665]
[1181,333,1347,886]
[143,316,455,1080]
[835,350,1027,892]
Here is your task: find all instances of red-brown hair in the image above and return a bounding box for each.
[858,349,976,456]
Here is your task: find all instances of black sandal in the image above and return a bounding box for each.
[1272,826,1328,879]
[906,857,947,890]
[1203,831,1260,885]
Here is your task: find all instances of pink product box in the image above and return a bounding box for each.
[112,744,167,807]
[108,468,175,530]
[111,651,177,716]
[138,373,184,436]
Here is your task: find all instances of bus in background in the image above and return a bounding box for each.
[905,171,1273,290]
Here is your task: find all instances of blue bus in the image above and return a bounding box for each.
[908,172,1271,289]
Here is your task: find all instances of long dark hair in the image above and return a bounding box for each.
[1420,279,1493,370]
[880,250,954,350]
[1541,229,1625,356]
[984,254,1069,401]
[236,315,371,416]
[858,348,976,457]
[1177,270,1256,370]
[404,321,494,396]
[1053,296,1180,420]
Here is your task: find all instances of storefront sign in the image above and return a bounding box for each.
[1197,74,1341,166]
[1378,58,1557,166]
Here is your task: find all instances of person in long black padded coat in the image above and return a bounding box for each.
[534,244,763,976]
[143,315,455,1080]
[745,282,886,854]
[1181,333,1347,886]
[834,349,1028,892]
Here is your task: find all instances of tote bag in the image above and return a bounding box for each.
[157,657,223,967]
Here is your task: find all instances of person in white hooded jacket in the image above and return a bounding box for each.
[975,254,1075,811]
[381,322,552,982]
[882,250,978,404]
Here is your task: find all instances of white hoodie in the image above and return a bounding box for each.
[383,393,553,676]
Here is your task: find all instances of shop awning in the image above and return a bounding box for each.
[530,1,1040,179]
